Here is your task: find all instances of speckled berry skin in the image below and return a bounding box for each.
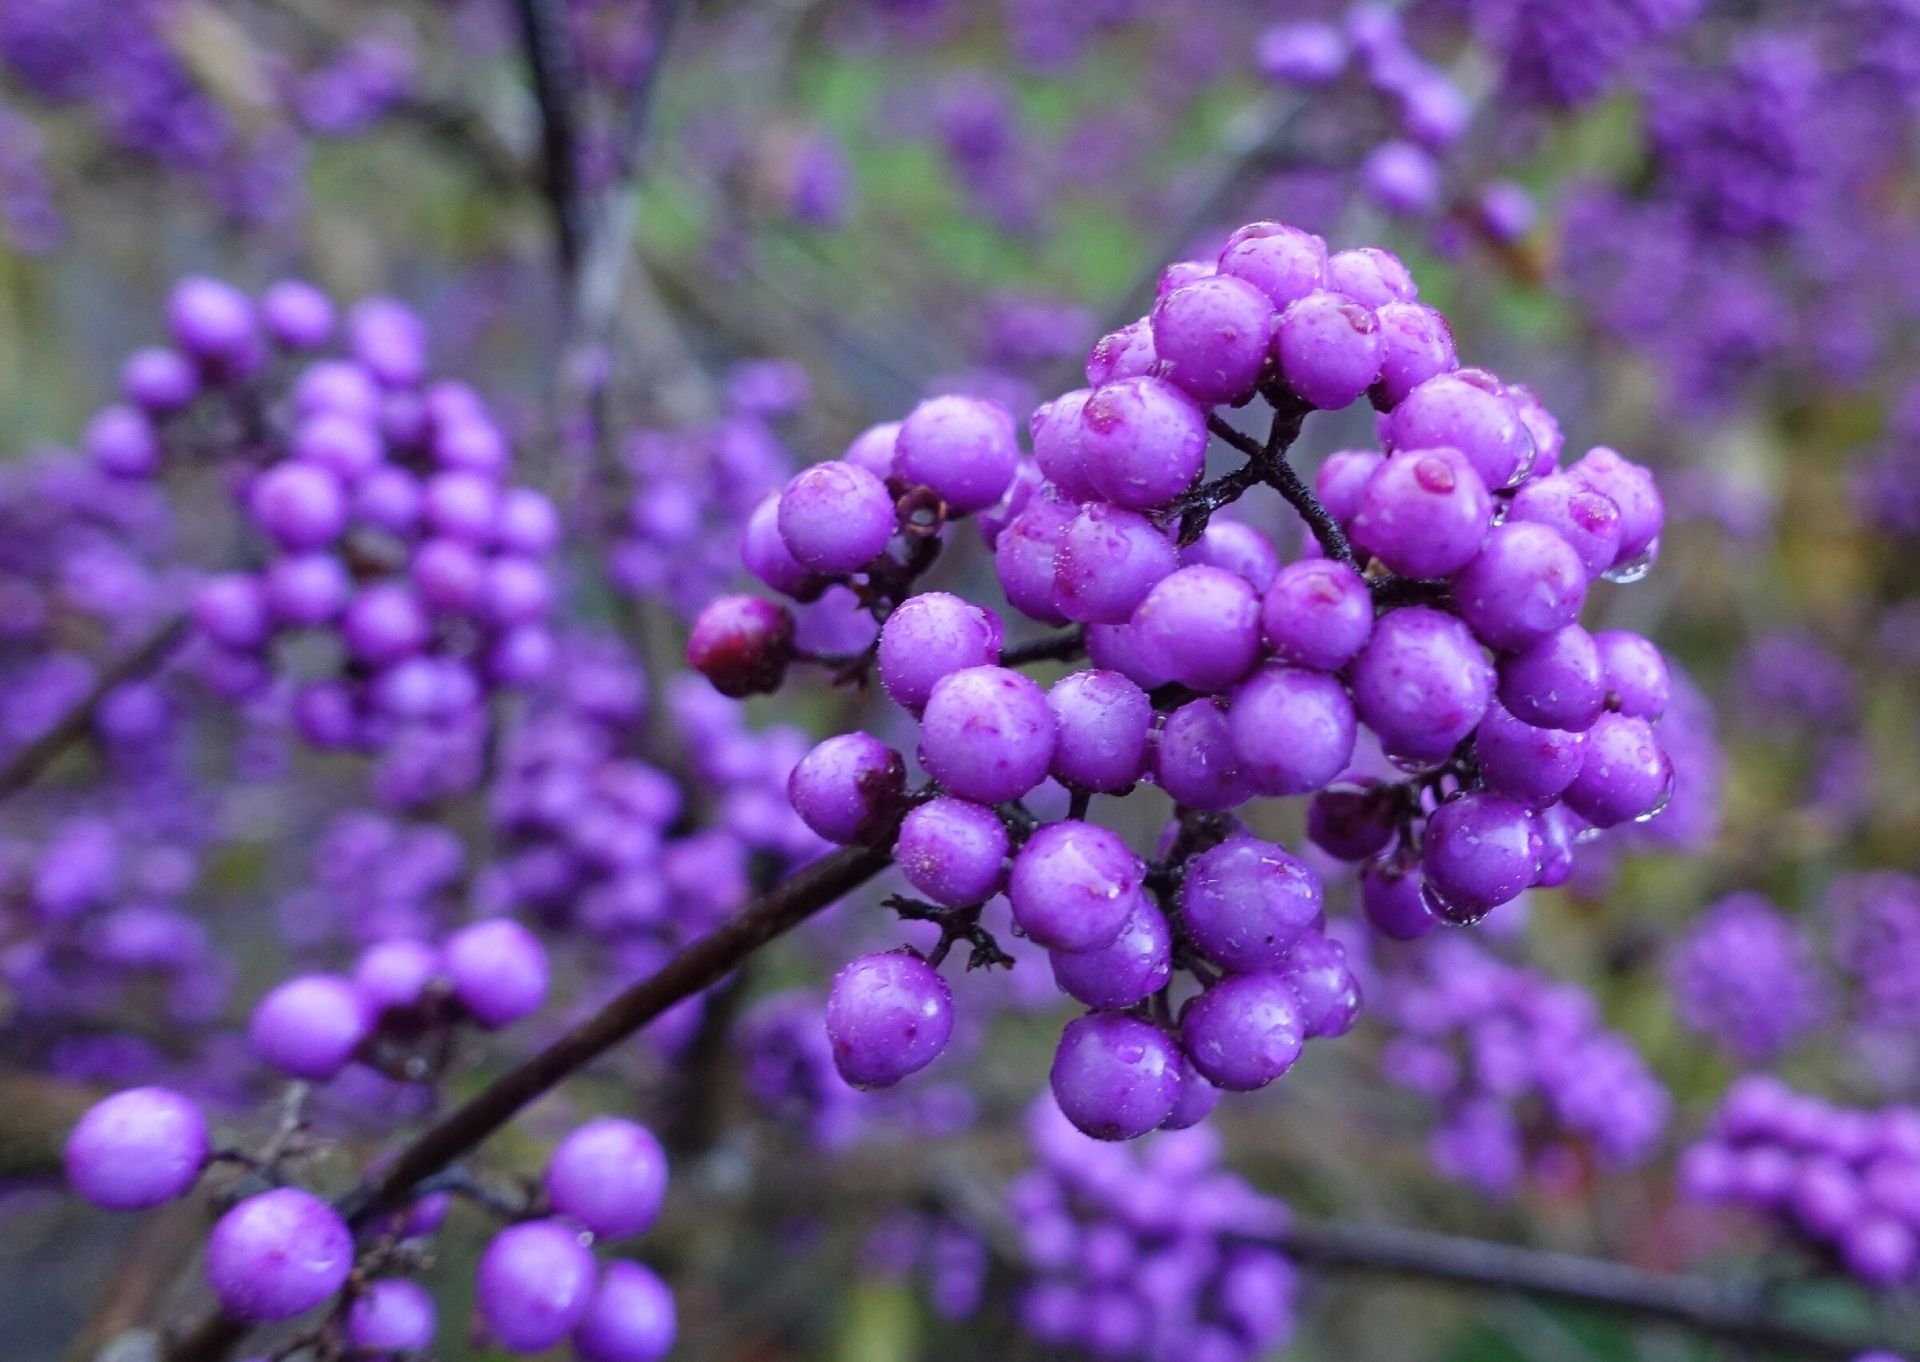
[826,951,955,1088]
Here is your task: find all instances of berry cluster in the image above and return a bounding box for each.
[95,277,562,786]
[275,809,468,951]
[0,447,181,764]
[1831,871,1920,1090]
[606,360,807,619]
[1002,1098,1296,1362]
[0,813,224,1078]
[1682,1077,1920,1289]
[65,1086,676,1357]
[0,0,415,232]
[1379,936,1670,1195]
[1258,7,1484,223]
[689,217,1677,1141]
[480,639,821,1033]
[1667,891,1828,1065]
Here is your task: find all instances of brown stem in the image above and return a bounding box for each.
[511,0,585,278]
[0,612,190,805]
[934,1169,1907,1361]
[1000,626,1087,669]
[1270,1217,1896,1360]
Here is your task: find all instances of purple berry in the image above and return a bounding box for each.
[1181,838,1324,973]
[168,277,257,368]
[895,395,1019,514]
[826,951,954,1089]
[1053,504,1179,625]
[1153,698,1253,811]
[354,939,441,1012]
[918,666,1055,805]
[1031,391,1100,501]
[1227,664,1356,796]
[347,297,429,387]
[788,733,906,844]
[1079,377,1209,509]
[1131,565,1263,692]
[843,421,901,480]
[1361,865,1438,940]
[1008,820,1145,953]
[444,918,549,1029]
[1085,318,1159,387]
[1047,670,1153,794]
[573,1260,677,1362]
[545,1118,668,1239]
[249,973,371,1080]
[194,573,272,650]
[476,1220,599,1352]
[1452,521,1588,651]
[1327,247,1416,308]
[261,279,336,349]
[343,584,431,666]
[1595,629,1671,719]
[1474,702,1587,803]
[1282,932,1361,1038]
[1563,713,1672,828]
[778,461,896,575]
[1275,290,1383,410]
[1350,448,1491,578]
[1350,606,1494,762]
[1049,902,1173,1009]
[347,1280,436,1354]
[121,347,200,413]
[1261,558,1372,670]
[993,487,1078,626]
[1256,21,1349,84]
[1149,274,1276,405]
[1217,221,1329,309]
[743,493,820,598]
[895,797,1009,907]
[1181,518,1280,591]
[86,404,161,477]
[1372,301,1457,408]
[264,553,352,627]
[1499,624,1607,731]
[1159,1060,1223,1131]
[1568,447,1663,569]
[1422,794,1539,920]
[1361,140,1440,215]
[1387,369,1530,490]
[206,1188,354,1322]
[1315,448,1385,524]
[1050,1013,1183,1140]
[65,1087,208,1210]
[877,591,1003,713]
[251,462,348,550]
[1180,973,1305,1092]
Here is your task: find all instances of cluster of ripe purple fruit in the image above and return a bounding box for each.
[94,276,560,757]
[688,217,1676,1140]
[63,1091,675,1358]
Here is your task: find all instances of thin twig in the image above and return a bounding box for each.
[1000,626,1088,669]
[935,1171,1907,1361]
[510,0,586,277]
[0,612,190,805]
[1269,1217,1900,1361]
